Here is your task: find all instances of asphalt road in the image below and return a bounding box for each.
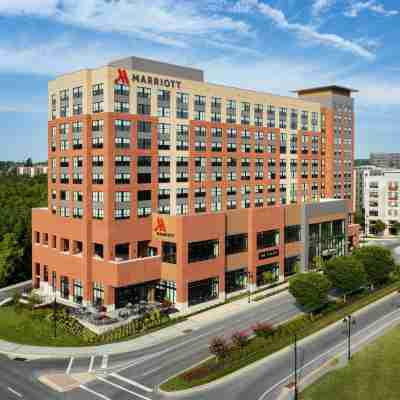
[1,237,400,400]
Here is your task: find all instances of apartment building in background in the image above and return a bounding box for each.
[364,168,400,235]
[32,56,359,312]
[370,153,400,169]
[354,164,376,220]
[17,164,48,177]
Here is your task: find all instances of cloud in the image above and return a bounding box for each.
[234,0,375,60]
[0,0,250,48]
[345,1,398,17]
[311,0,336,17]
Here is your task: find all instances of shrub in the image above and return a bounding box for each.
[231,331,249,353]
[209,337,230,362]
[252,322,274,339]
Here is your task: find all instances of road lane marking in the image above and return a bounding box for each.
[257,309,400,400]
[66,357,74,375]
[110,372,153,392]
[79,384,112,400]
[101,355,108,369]
[88,355,95,372]
[97,377,152,400]
[7,387,22,398]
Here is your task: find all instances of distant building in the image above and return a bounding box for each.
[364,168,400,235]
[354,165,377,217]
[17,165,48,177]
[370,153,400,169]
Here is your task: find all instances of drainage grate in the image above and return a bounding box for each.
[182,329,193,334]
[14,357,27,362]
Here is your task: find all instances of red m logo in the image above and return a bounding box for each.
[154,216,167,235]
[115,68,130,86]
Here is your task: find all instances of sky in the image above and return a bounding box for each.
[0,0,400,161]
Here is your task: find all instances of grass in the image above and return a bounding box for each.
[0,305,88,347]
[300,324,400,400]
[161,281,400,391]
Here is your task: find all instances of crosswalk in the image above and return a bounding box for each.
[78,372,154,400]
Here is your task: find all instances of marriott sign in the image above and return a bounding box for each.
[132,74,182,89]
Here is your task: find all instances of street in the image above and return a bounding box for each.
[0,238,399,400]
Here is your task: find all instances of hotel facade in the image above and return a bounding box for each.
[32,57,359,312]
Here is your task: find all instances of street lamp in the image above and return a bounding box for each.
[247,271,253,304]
[342,315,356,361]
[53,295,57,338]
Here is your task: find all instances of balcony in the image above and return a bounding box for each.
[92,255,161,287]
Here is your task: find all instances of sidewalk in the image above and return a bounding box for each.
[0,283,289,360]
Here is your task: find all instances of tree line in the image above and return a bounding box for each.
[0,174,47,287]
[289,245,397,311]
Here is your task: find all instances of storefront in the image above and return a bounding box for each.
[256,263,280,286]
[225,268,248,293]
[115,280,158,309]
[188,277,219,306]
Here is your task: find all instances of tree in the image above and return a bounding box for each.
[289,272,331,312]
[231,331,249,355]
[372,220,386,236]
[0,233,24,286]
[323,256,367,301]
[25,158,33,167]
[391,222,400,235]
[209,337,230,363]
[353,245,396,288]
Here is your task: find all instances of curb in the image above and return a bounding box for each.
[0,289,291,360]
[158,290,399,396]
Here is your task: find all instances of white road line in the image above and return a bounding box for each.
[101,355,108,369]
[79,384,112,400]
[88,355,95,373]
[97,377,152,400]
[7,387,22,398]
[257,309,400,400]
[66,357,74,375]
[110,372,153,393]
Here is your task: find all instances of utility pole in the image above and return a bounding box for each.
[294,333,298,400]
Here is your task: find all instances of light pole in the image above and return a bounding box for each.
[342,315,355,361]
[294,333,298,400]
[247,271,253,304]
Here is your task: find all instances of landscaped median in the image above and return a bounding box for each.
[160,281,400,392]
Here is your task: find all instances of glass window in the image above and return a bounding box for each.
[188,240,219,263]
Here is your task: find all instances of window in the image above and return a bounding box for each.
[93,207,104,219]
[257,229,280,250]
[188,278,219,306]
[92,83,104,96]
[92,282,104,306]
[176,92,189,119]
[73,280,83,304]
[188,240,219,263]
[225,233,248,255]
[93,243,104,259]
[285,225,301,243]
[60,276,69,299]
[93,101,104,113]
[225,269,247,294]
[162,242,176,264]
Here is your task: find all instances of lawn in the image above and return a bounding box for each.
[301,324,400,400]
[0,305,89,347]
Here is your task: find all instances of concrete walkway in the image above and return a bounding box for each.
[0,283,289,359]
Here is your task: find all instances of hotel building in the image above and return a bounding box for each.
[32,57,359,312]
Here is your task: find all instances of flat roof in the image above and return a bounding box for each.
[293,85,358,96]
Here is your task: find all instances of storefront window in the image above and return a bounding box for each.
[284,256,300,277]
[225,268,248,293]
[225,234,248,255]
[73,280,83,304]
[256,230,280,250]
[188,277,219,306]
[60,276,69,299]
[256,263,279,286]
[93,282,104,307]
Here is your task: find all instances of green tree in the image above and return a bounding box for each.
[324,256,367,301]
[372,220,386,236]
[0,233,24,286]
[289,272,331,312]
[391,222,400,235]
[353,245,396,288]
